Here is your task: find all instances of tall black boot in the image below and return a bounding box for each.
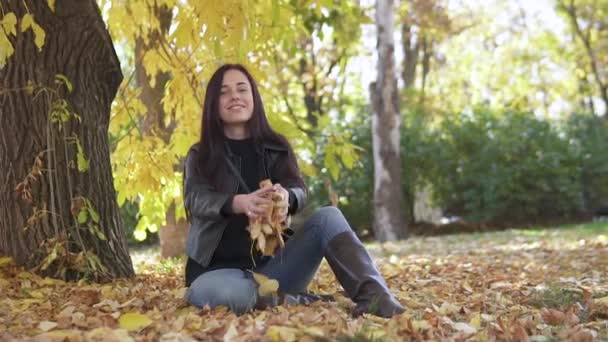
[325,231,405,318]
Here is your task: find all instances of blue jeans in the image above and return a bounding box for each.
[186,206,351,314]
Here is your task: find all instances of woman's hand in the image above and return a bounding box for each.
[232,187,274,219]
[272,183,290,223]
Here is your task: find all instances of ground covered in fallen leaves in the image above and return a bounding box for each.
[1,222,607,341]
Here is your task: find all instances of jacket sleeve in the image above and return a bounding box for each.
[272,152,307,215]
[184,148,232,220]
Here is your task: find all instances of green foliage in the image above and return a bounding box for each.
[563,114,608,212]
[318,105,608,232]
[120,200,158,246]
[430,109,584,222]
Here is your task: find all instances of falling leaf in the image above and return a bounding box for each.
[251,272,279,297]
[119,312,153,331]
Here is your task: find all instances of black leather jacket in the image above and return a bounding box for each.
[183,141,307,267]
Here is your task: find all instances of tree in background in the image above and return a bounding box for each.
[556,0,608,118]
[270,0,366,212]
[370,0,407,241]
[0,0,134,280]
[131,4,187,258]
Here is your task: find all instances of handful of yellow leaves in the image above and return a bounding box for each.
[247,179,289,256]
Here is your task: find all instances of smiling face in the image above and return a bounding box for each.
[218,69,254,134]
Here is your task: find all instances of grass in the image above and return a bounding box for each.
[365,220,608,258]
[527,282,585,310]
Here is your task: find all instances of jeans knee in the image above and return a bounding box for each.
[313,206,342,218]
[187,275,257,315]
[308,206,351,240]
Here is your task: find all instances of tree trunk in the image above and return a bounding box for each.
[401,23,418,89]
[133,4,189,259]
[0,0,134,280]
[370,0,408,241]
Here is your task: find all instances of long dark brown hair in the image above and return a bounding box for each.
[194,64,304,192]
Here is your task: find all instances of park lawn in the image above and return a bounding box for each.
[1,221,607,341]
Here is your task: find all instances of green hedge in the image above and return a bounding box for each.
[307,108,608,232]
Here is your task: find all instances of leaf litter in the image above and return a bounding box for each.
[0,224,607,341]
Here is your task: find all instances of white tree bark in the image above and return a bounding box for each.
[371,0,407,241]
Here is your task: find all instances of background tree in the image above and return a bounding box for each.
[0,0,133,280]
[556,0,608,118]
[131,3,187,258]
[370,0,407,241]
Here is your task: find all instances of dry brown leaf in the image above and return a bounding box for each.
[541,308,566,326]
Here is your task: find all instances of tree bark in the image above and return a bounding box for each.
[133,4,189,259]
[371,0,408,241]
[0,0,134,280]
[401,23,418,89]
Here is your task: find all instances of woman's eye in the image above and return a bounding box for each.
[238,88,247,93]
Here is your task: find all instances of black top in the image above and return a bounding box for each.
[185,138,267,286]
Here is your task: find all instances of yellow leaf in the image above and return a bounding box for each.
[0,257,13,266]
[469,312,482,328]
[47,0,56,12]
[266,326,298,342]
[21,13,34,32]
[100,285,115,299]
[17,271,32,279]
[250,272,279,297]
[172,287,187,299]
[0,31,14,68]
[20,14,46,50]
[118,312,153,331]
[20,298,43,310]
[31,21,46,50]
[29,290,45,299]
[1,13,17,35]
